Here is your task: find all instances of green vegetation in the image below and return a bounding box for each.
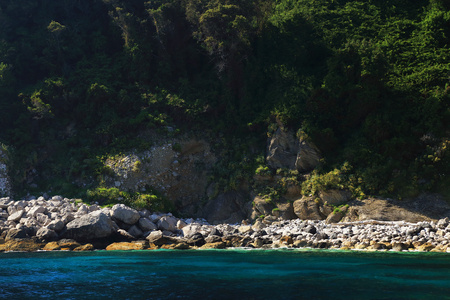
[86,186,173,212]
[0,0,448,204]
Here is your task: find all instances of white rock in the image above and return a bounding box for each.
[111,204,140,225]
[7,210,24,222]
[27,206,46,218]
[157,216,178,232]
[177,219,187,230]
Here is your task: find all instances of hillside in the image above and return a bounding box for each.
[0,0,449,221]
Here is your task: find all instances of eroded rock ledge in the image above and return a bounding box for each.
[0,196,449,253]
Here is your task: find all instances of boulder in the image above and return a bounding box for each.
[325,207,348,224]
[47,220,64,232]
[127,225,143,238]
[146,230,178,246]
[63,211,115,242]
[157,216,178,232]
[7,210,24,222]
[138,217,157,232]
[0,197,12,209]
[27,206,47,218]
[293,196,325,220]
[177,219,187,230]
[182,224,202,239]
[111,204,140,225]
[36,227,58,242]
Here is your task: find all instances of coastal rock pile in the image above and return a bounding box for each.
[0,196,449,252]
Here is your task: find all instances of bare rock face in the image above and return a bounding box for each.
[252,196,274,216]
[0,148,11,198]
[63,211,115,242]
[111,204,140,225]
[293,196,326,220]
[201,191,250,224]
[319,190,352,206]
[266,128,321,172]
[273,200,297,220]
[341,195,450,223]
[295,140,321,172]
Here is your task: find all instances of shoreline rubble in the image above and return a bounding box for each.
[0,196,449,253]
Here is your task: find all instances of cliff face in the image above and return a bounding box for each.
[0,148,11,198]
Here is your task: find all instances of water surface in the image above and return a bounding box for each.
[0,249,449,299]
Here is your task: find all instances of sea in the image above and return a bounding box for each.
[0,249,449,300]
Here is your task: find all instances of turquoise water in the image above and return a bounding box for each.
[0,249,449,299]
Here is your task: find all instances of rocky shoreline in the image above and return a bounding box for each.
[1,196,450,253]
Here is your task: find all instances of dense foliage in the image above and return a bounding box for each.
[0,0,448,202]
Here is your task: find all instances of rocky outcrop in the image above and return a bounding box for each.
[266,128,321,172]
[341,195,450,223]
[0,147,11,198]
[101,136,217,216]
[319,190,351,206]
[293,196,326,220]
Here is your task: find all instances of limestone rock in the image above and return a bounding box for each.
[36,227,58,242]
[0,239,43,252]
[73,243,95,251]
[127,225,143,238]
[319,190,352,206]
[273,201,297,220]
[202,191,249,224]
[111,204,140,225]
[177,219,187,230]
[7,210,24,222]
[295,140,321,172]
[182,224,202,239]
[5,228,29,240]
[157,215,178,232]
[252,196,274,216]
[138,217,157,232]
[146,230,178,246]
[63,211,115,242]
[200,242,226,249]
[106,242,146,251]
[293,196,325,220]
[47,220,64,232]
[27,206,47,218]
[325,207,348,224]
[266,128,321,172]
